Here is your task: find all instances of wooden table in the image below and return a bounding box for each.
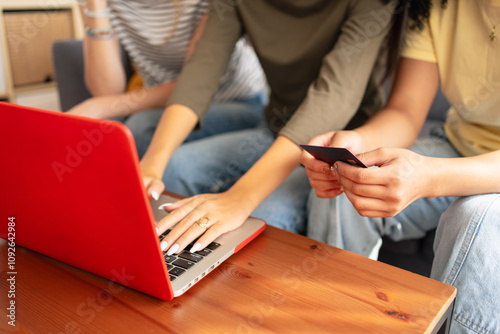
[0,226,455,334]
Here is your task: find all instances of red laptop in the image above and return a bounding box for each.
[0,102,266,301]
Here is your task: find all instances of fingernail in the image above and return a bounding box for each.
[160,240,169,251]
[334,162,339,170]
[156,227,159,235]
[151,191,159,201]
[322,166,332,173]
[158,203,173,210]
[166,243,179,256]
[190,243,201,253]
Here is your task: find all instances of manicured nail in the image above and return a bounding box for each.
[333,162,339,170]
[158,203,173,210]
[156,227,159,234]
[190,243,201,253]
[322,166,334,173]
[151,191,159,201]
[160,240,168,251]
[166,243,179,256]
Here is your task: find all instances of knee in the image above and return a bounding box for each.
[432,194,500,334]
[163,145,228,196]
[125,109,162,135]
[436,194,500,247]
[125,110,162,158]
[125,116,145,134]
[441,194,500,227]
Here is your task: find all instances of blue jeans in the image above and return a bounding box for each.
[307,132,500,333]
[162,126,310,234]
[122,94,265,159]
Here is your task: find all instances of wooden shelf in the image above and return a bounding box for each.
[0,0,79,10]
[14,81,56,93]
[0,0,82,103]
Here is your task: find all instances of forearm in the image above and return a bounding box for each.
[67,80,176,118]
[355,108,423,151]
[281,1,394,146]
[81,1,126,96]
[140,104,199,178]
[227,136,303,212]
[184,15,207,62]
[167,1,242,118]
[356,58,440,151]
[427,151,500,198]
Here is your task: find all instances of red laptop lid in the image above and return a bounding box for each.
[0,102,173,300]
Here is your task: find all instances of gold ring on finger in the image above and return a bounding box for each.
[196,216,212,229]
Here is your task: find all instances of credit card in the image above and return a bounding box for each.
[300,145,367,168]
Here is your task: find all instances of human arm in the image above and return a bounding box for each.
[184,14,208,61]
[279,0,396,146]
[79,0,126,96]
[67,82,176,118]
[68,14,209,118]
[300,57,440,198]
[334,147,500,217]
[140,104,199,199]
[303,57,500,217]
[141,0,243,199]
[156,136,302,254]
[354,57,440,150]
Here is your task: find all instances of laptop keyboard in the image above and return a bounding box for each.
[159,230,221,282]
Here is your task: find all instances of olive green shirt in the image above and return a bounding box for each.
[169,0,394,145]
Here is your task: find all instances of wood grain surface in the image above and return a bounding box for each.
[0,226,455,334]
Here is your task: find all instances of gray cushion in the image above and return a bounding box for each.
[52,39,133,111]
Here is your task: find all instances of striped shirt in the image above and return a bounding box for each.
[79,0,264,101]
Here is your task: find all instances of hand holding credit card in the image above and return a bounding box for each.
[300,145,367,168]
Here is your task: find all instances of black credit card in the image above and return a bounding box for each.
[300,145,367,168]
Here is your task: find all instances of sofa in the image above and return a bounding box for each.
[52,39,450,277]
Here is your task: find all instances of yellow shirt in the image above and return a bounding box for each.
[401,0,500,156]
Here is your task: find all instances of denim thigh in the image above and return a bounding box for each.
[163,126,275,196]
[432,194,500,334]
[252,166,310,234]
[124,94,264,159]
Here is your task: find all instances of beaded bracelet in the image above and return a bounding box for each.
[84,8,111,18]
[85,25,115,41]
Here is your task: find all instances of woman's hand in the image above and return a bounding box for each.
[140,160,166,201]
[300,130,365,198]
[156,190,253,255]
[148,136,302,255]
[334,147,434,217]
[142,176,165,201]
